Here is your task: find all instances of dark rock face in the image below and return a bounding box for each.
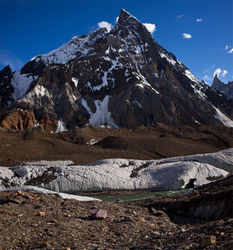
[0,65,14,110]
[212,74,233,100]
[1,9,233,131]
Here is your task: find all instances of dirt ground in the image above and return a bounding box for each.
[0,176,232,249]
[0,123,233,167]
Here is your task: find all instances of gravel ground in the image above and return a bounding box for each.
[0,177,232,249]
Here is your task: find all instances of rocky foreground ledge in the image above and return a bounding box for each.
[0,175,232,249]
[0,148,232,194]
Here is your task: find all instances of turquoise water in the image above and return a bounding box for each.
[87,190,185,202]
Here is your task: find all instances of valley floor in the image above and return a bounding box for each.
[0,124,232,249]
[0,123,233,167]
[0,176,232,249]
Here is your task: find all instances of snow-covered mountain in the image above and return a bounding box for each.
[1,9,233,131]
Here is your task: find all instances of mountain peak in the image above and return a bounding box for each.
[213,74,220,81]
[1,9,233,131]
[117,9,141,27]
[212,74,225,89]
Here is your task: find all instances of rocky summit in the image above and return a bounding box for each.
[212,74,233,100]
[1,9,233,131]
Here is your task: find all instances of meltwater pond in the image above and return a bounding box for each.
[75,189,185,202]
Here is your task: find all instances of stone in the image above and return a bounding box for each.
[138,217,146,223]
[39,211,46,217]
[200,235,216,248]
[123,216,136,223]
[90,209,107,219]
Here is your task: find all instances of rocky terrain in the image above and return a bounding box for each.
[1,123,233,167]
[212,74,233,100]
[1,9,233,131]
[0,175,232,249]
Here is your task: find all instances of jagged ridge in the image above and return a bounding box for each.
[0,9,233,131]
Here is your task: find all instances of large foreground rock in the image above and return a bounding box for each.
[0,148,231,193]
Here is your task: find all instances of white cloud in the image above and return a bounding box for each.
[143,23,156,34]
[213,68,222,77]
[115,16,119,23]
[196,18,203,22]
[225,45,229,50]
[177,15,184,20]
[222,70,228,77]
[98,21,112,32]
[213,68,229,78]
[182,33,192,39]
[228,48,233,54]
[203,75,210,81]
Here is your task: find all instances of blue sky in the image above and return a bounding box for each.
[0,0,232,85]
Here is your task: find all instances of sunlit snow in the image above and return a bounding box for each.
[11,71,37,100]
[213,106,233,127]
[55,120,68,133]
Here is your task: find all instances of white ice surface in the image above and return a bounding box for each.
[0,186,100,201]
[0,149,231,193]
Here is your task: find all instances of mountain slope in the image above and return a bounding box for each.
[1,9,233,131]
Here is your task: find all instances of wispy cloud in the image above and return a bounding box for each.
[98,21,112,32]
[203,75,210,81]
[213,68,222,77]
[222,70,228,77]
[213,68,228,78]
[177,15,184,20]
[225,45,233,54]
[182,33,192,39]
[196,18,203,22]
[0,48,24,71]
[143,23,156,34]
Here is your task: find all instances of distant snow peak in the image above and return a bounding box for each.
[98,21,112,32]
[143,23,156,34]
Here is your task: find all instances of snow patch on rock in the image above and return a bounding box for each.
[55,120,68,133]
[11,71,38,100]
[82,95,118,128]
[213,106,233,128]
